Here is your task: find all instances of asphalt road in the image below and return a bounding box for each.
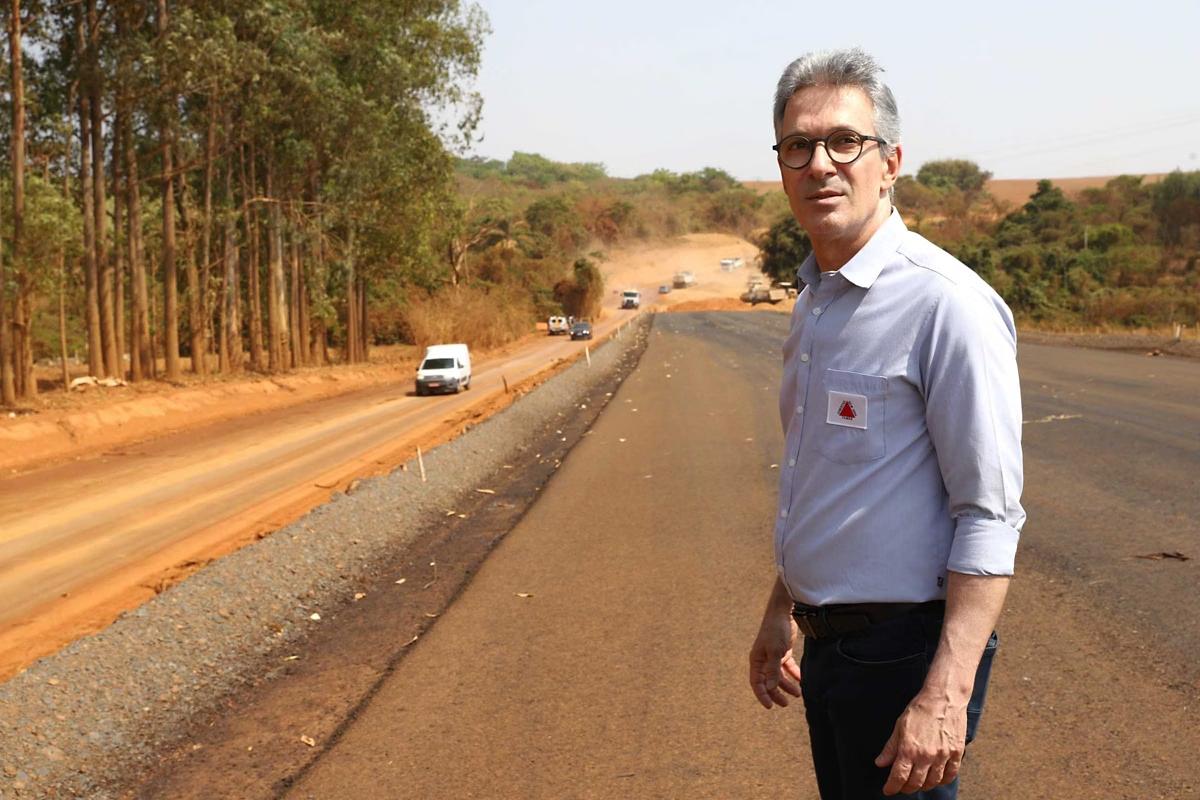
[271,312,1199,799]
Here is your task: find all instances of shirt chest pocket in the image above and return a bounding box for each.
[818,369,888,464]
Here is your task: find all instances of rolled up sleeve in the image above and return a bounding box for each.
[920,284,1026,576]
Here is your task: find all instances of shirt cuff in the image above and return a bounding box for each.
[947,516,1020,576]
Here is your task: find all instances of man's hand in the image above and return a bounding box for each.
[875,571,1009,794]
[748,611,802,709]
[874,692,966,794]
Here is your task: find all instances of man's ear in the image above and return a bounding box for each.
[881,143,902,191]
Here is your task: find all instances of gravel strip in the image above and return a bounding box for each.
[1018,328,1200,359]
[0,316,652,799]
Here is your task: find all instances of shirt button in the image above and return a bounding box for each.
[796,405,804,415]
[780,509,788,518]
[812,306,823,316]
[799,353,810,363]
[788,458,796,466]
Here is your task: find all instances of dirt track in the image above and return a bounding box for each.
[130,312,1199,799]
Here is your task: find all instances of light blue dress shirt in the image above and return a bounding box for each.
[775,210,1025,605]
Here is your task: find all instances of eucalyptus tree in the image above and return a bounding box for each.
[310,0,488,361]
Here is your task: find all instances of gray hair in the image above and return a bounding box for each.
[773,48,900,156]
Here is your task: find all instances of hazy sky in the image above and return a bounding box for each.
[465,0,1200,181]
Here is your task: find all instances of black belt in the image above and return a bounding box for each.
[792,600,945,640]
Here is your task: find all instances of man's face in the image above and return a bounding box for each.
[776,85,901,261]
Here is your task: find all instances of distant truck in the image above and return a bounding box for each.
[672,271,696,289]
[741,277,787,305]
[720,257,745,271]
[547,315,570,335]
[415,343,472,395]
[621,289,642,309]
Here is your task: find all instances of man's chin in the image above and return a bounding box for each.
[799,210,845,236]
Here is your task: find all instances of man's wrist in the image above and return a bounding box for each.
[918,661,975,705]
[915,679,972,709]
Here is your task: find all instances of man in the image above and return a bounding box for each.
[747,48,1024,799]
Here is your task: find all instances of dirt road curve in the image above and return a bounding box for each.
[136,312,1198,799]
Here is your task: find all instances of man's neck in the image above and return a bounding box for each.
[810,203,893,272]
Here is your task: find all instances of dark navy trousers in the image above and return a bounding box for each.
[799,607,998,800]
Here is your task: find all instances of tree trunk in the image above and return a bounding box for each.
[90,0,117,378]
[0,222,11,405]
[344,226,358,363]
[60,83,76,392]
[59,254,70,392]
[289,227,303,366]
[158,0,180,380]
[315,317,329,365]
[298,240,311,365]
[220,144,241,373]
[15,288,34,398]
[242,140,264,370]
[358,278,369,362]
[4,0,24,402]
[113,110,126,378]
[202,103,216,367]
[117,3,150,380]
[177,140,205,375]
[79,91,103,378]
[123,98,152,380]
[308,166,324,365]
[264,158,288,371]
[161,130,181,380]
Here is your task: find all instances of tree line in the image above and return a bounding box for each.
[760,160,1200,329]
[0,0,488,406]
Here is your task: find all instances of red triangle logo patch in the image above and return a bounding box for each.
[837,400,857,420]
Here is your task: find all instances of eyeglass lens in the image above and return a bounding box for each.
[778,131,866,169]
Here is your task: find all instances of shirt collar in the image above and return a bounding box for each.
[796,209,907,291]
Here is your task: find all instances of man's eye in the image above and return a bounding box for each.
[829,131,861,150]
[786,139,812,152]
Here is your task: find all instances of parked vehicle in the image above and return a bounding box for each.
[720,257,745,271]
[672,271,696,289]
[621,290,641,309]
[548,315,570,335]
[658,284,672,294]
[415,343,471,395]
[570,320,593,340]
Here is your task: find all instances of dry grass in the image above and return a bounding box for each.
[402,285,537,350]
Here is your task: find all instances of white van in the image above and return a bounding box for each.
[415,343,472,396]
[621,289,641,309]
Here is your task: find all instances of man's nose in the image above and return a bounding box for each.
[808,141,837,175]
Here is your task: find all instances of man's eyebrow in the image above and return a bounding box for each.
[781,125,861,138]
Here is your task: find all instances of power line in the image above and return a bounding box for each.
[969,110,1200,164]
